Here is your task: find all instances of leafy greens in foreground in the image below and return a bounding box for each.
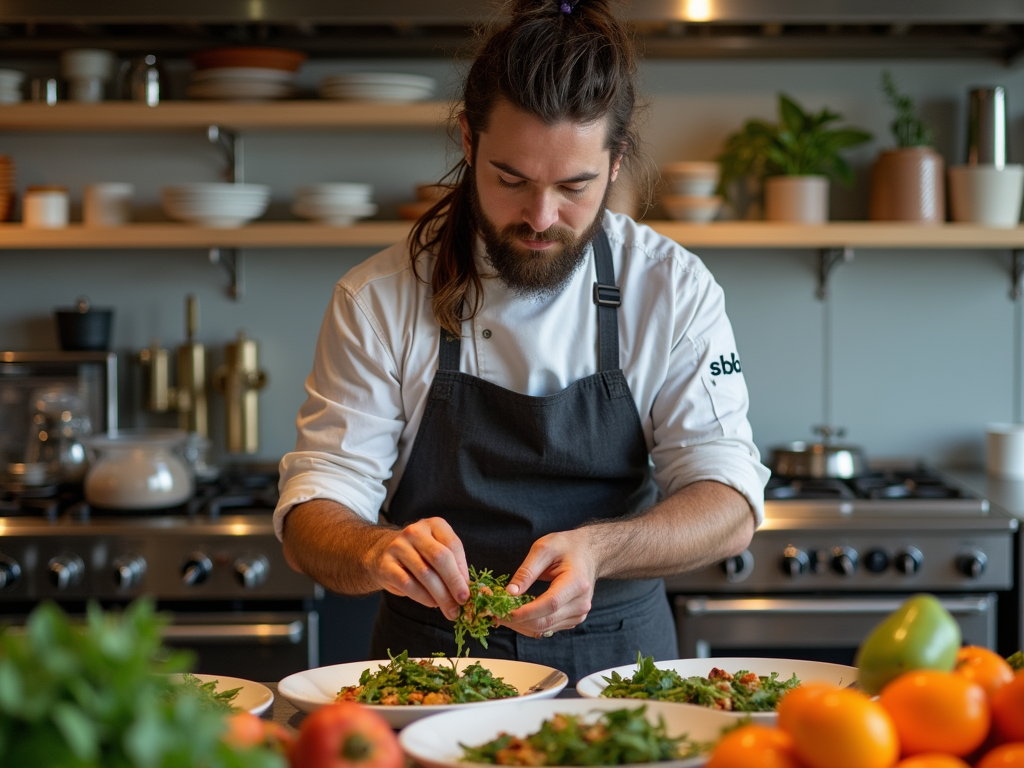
[454,566,534,656]
[459,705,708,765]
[600,654,801,712]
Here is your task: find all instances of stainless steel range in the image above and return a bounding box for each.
[664,467,1019,663]
[0,466,321,680]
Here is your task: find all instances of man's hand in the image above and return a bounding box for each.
[372,517,471,619]
[497,529,597,638]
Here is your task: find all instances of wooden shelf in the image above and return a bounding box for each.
[0,101,452,132]
[4,221,1024,250]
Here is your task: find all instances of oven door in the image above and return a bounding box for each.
[674,594,997,664]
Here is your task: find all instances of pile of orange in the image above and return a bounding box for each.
[707,647,1024,768]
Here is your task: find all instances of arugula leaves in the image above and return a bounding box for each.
[453,566,534,657]
[338,649,519,705]
[459,705,705,765]
[600,654,800,712]
[0,599,285,768]
[175,673,242,714]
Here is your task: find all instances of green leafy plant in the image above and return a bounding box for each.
[0,599,286,768]
[881,70,933,148]
[716,93,873,208]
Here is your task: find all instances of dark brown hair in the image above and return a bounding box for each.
[409,0,642,336]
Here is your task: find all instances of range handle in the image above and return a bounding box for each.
[161,620,304,644]
[680,596,993,615]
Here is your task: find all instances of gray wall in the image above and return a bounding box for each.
[1,57,1023,470]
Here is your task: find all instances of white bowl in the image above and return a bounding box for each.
[60,48,115,80]
[663,194,723,222]
[663,161,720,197]
[292,199,377,225]
[295,183,373,203]
[160,183,270,228]
[948,164,1024,227]
[576,656,858,725]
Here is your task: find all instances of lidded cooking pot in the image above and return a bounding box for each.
[769,425,867,479]
[83,428,193,509]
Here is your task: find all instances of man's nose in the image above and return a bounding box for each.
[522,190,559,233]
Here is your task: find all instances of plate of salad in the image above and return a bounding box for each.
[170,672,274,716]
[400,697,738,768]
[278,653,568,727]
[576,655,857,723]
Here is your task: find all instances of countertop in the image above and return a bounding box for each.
[944,468,1024,522]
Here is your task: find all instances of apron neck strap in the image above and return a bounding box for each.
[438,224,620,372]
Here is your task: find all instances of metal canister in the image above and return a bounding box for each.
[966,86,1007,167]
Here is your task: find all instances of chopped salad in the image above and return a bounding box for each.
[600,654,801,712]
[337,650,519,706]
[454,566,534,657]
[459,705,708,765]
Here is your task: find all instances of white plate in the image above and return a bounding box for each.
[172,673,274,716]
[576,657,858,724]
[400,697,738,768]
[321,72,436,89]
[192,66,295,83]
[278,657,568,728]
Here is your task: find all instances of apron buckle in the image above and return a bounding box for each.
[593,282,621,307]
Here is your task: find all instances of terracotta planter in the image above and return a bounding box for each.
[764,175,829,223]
[869,147,945,223]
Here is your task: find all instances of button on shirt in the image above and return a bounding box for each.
[275,211,770,538]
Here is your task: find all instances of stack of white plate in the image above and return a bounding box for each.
[319,73,436,103]
[160,183,270,228]
[292,183,377,226]
[0,69,24,104]
[186,67,297,101]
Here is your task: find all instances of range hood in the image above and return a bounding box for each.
[2,0,1023,61]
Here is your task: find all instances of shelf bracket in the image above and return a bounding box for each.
[1012,249,1024,301]
[817,247,854,300]
[209,247,244,300]
[207,125,244,183]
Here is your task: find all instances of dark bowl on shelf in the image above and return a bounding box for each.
[54,300,114,351]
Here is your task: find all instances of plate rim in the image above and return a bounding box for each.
[171,672,275,716]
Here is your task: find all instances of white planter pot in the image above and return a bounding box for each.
[764,175,829,223]
[947,164,1024,227]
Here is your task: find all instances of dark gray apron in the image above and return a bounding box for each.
[370,228,678,684]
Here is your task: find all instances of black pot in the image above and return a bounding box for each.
[54,297,114,351]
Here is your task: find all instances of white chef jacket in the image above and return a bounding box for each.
[275,210,769,539]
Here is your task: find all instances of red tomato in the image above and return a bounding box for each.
[224,712,295,756]
[290,702,402,768]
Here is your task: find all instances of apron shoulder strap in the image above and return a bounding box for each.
[592,227,621,372]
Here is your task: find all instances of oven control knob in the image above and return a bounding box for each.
[112,554,147,590]
[781,546,809,577]
[864,549,890,573]
[234,554,270,589]
[956,551,987,579]
[0,554,22,590]
[831,546,858,577]
[720,550,754,583]
[894,547,924,575]
[48,554,84,590]
[181,552,213,586]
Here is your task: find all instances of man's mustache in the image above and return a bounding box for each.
[504,224,574,243]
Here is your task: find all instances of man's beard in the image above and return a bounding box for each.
[471,177,612,299]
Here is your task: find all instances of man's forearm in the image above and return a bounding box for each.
[281,499,397,595]
[585,480,755,580]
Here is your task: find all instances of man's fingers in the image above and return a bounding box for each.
[379,518,468,617]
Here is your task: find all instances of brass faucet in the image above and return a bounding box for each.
[214,330,268,454]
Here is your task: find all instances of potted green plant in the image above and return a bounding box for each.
[869,71,944,223]
[717,93,872,222]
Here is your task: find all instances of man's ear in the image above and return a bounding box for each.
[610,154,622,183]
[459,112,473,166]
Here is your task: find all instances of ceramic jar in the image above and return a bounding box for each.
[83,428,194,509]
[869,147,945,223]
[764,175,829,223]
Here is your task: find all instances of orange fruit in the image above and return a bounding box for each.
[705,724,803,768]
[976,742,1024,768]
[878,670,990,757]
[776,683,899,768]
[894,755,971,768]
[223,712,267,748]
[991,673,1024,742]
[954,646,1015,701]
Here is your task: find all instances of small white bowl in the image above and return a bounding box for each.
[663,194,723,223]
[663,161,720,197]
[160,183,270,228]
[295,183,373,204]
[60,49,115,80]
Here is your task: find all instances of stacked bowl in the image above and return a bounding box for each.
[0,69,24,104]
[160,183,270,228]
[662,161,723,223]
[292,184,377,226]
[319,73,436,103]
[187,47,306,101]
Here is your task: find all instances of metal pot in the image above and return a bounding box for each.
[769,426,867,478]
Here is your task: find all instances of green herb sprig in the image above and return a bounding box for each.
[600,653,800,713]
[453,566,534,657]
[459,705,706,765]
[1008,650,1023,672]
[882,70,933,148]
[176,672,243,714]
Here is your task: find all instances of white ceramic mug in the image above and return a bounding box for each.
[948,164,1024,227]
[84,182,134,227]
[23,187,69,228]
[986,423,1024,479]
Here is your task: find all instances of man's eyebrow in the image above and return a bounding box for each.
[489,160,600,185]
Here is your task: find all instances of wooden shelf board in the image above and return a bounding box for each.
[2,221,1024,250]
[0,101,452,131]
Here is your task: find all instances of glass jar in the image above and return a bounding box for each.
[83,428,194,509]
